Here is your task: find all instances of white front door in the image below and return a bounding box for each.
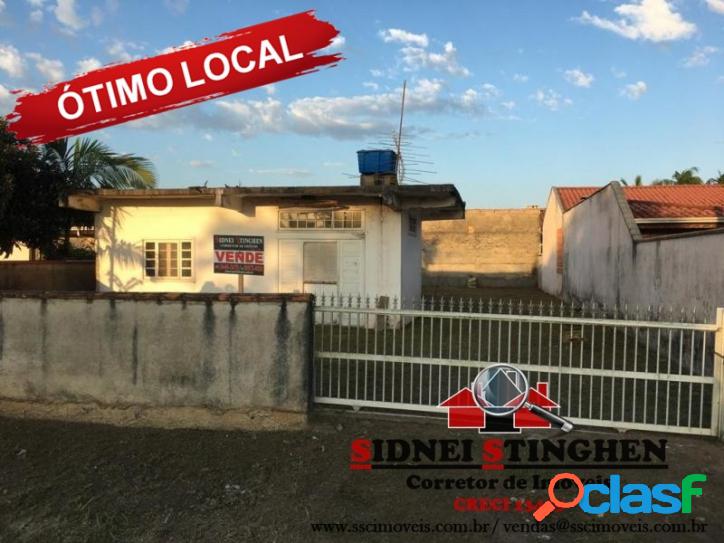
[338,240,364,300]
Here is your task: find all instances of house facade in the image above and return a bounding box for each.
[68,184,464,305]
[540,182,724,318]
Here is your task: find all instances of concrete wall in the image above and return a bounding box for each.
[0,292,313,428]
[0,261,95,291]
[563,184,724,320]
[422,208,542,287]
[538,191,564,296]
[96,200,410,302]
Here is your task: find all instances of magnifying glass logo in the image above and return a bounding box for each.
[533,473,584,521]
[471,363,574,432]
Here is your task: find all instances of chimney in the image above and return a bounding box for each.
[357,149,398,187]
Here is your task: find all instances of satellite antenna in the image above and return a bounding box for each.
[396,80,407,182]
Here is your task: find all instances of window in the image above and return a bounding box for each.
[279,210,363,230]
[303,242,337,284]
[555,229,563,274]
[408,215,418,236]
[145,241,193,278]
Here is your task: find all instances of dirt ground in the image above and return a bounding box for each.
[0,410,722,542]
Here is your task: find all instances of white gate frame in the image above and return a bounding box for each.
[314,301,724,438]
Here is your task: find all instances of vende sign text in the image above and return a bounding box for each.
[213,235,264,276]
[6,12,341,144]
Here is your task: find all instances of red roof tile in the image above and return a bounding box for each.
[555,187,599,211]
[555,185,724,219]
[622,186,724,219]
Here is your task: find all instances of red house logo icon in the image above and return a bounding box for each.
[438,382,561,433]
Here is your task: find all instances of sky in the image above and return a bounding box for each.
[0,0,722,208]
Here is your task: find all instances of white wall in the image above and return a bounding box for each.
[1,244,31,262]
[538,191,563,296]
[401,211,422,306]
[563,184,724,320]
[95,199,408,302]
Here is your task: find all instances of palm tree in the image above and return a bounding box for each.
[42,137,157,190]
[42,137,157,256]
[653,167,703,186]
[619,175,643,187]
[706,171,724,185]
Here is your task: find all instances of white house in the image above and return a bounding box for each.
[539,182,724,318]
[67,183,464,305]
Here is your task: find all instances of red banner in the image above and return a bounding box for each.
[6,11,341,144]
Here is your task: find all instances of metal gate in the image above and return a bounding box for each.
[313,296,723,437]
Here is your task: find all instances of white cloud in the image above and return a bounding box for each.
[575,0,696,42]
[164,0,189,15]
[564,68,594,88]
[362,81,379,91]
[400,41,470,77]
[90,6,103,26]
[202,133,213,141]
[0,43,25,78]
[54,0,87,34]
[611,66,627,78]
[706,0,724,15]
[26,52,65,82]
[0,1,5,14]
[107,39,144,62]
[501,101,516,111]
[512,73,529,83]
[530,88,572,111]
[0,83,16,115]
[370,69,384,78]
[30,9,43,22]
[248,168,313,178]
[683,46,719,68]
[189,159,213,168]
[128,79,486,140]
[320,35,345,54]
[480,83,501,99]
[26,0,45,6]
[379,28,429,47]
[620,80,647,99]
[76,57,102,74]
[159,40,195,54]
[264,84,276,95]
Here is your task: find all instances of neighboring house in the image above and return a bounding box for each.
[540,182,724,318]
[67,182,464,304]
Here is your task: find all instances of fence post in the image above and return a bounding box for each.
[715,308,724,440]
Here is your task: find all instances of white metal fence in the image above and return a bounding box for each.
[313,295,724,437]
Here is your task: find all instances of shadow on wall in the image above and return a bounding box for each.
[97,200,281,294]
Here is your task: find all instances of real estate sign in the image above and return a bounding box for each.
[213,235,264,275]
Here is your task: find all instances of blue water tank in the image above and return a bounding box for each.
[357,150,397,175]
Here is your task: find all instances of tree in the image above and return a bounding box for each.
[652,167,703,186]
[0,121,69,257]
[0,122,158,258]
[706,171,724,185]
[619,175,643,187]
[42,137,157,190]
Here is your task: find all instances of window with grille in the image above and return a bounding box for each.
[408,215,418,236]
[144,241,193,278]
[279,210,363,230]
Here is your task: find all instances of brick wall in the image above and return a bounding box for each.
[422,208,543,287]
